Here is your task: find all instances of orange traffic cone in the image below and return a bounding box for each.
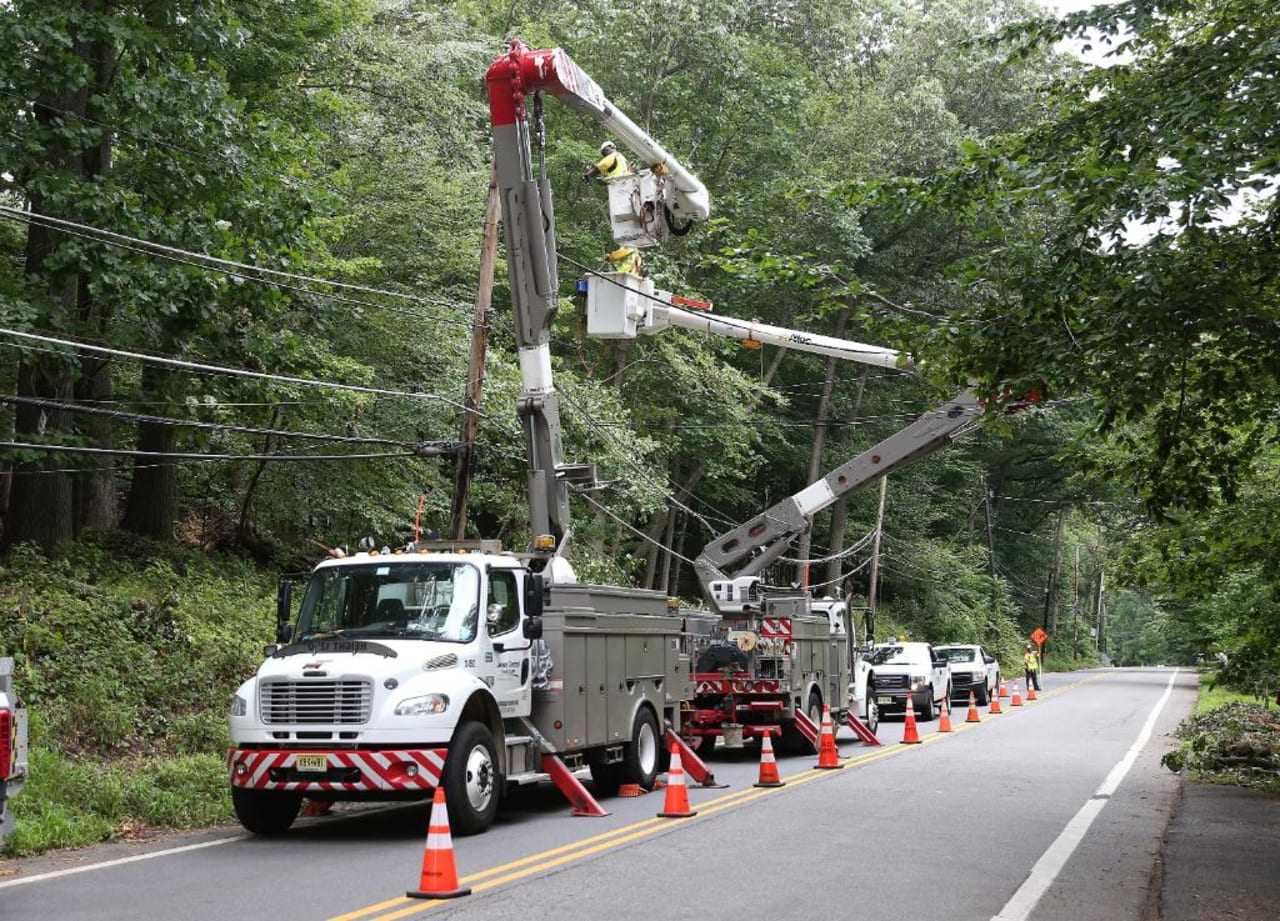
[901,693,922,744]
[1011,682,1024,707]
[966,691,982,723]
[989,688,1003,715]
[754,732,785,788]
[657,741,697,818]
[938,697,954,733]
[999,681,1010,699]
[406,786,471,900]
[617,783,647,797]
[814,704,842,769]
[1027,682,1038,701]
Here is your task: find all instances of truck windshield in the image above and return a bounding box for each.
[296,562,481,643]
[868,645,925,665]
[938,648,976,663]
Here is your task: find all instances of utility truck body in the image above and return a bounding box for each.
[0,656,29,842]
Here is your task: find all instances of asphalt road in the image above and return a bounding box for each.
[0,668,1196,921]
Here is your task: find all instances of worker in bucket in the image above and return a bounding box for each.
[605,245,643,277]
[583,140,631,181]
[1024,643,1042,691]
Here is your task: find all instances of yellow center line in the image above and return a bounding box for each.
[331,672,1105,921]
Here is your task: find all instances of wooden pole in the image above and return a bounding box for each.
[865,475,888,642]
[449,175,500,540]
[1042,507,1066,657]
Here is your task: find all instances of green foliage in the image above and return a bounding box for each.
[1162,702,1280,793]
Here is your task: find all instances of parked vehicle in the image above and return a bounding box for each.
[936,644,1001,705]
[866,642,950,720]
[0,656,29,843]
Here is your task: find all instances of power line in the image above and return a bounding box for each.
[805,554,873,592]
[0,328,481,414]
[0,394,421,448]
[0,441,422,462]
[0,207,476,330]
[574,489,696,566]
[780,527,877,565]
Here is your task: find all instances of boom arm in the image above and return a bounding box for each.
[485,40,710,557]
[693,390,982,601]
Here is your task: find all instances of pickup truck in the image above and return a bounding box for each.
[936,644,1002,705]
[1,657,29,843]
[865,642,951,720]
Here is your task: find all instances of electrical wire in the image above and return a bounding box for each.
[0,328,481,414]
[574,488,697,565]
[780,527,877,565]
[0,394,415,447]
[804,554,873,592]
[0,441,419,462]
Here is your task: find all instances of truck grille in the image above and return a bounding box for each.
[872,674,909,690]
[258,679,373,725]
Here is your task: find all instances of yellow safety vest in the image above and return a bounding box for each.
[606,247,642,276]
[595,152,631,179]
[1024,652,1039,671]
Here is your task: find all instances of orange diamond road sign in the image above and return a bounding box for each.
[1031,627,1048,646]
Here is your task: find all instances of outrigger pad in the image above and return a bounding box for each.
[540,753,609,817]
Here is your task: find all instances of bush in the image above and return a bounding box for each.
[1162,702,1280,792]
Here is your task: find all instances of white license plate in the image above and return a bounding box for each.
[295,755,328,772]
[877,696,895,705]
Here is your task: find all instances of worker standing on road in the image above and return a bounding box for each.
[583,140,631,181]
[1024,644,1042,691]
[605,245,643,277]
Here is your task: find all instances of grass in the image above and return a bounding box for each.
[1196,678,1261,715]
[0,533,274,857]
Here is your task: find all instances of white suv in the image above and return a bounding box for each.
[866,642,950,720]
[936,644,1001,705]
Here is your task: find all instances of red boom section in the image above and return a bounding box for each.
[485,39,609,127]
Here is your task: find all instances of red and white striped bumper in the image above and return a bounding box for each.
[227,748,448,793]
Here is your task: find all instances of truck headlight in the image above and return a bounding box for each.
[230,694,248,717]
[394,694,450,716]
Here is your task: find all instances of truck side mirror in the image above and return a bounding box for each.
[522,617,543,640]
[524,573,545,619]
[276,579,294,643]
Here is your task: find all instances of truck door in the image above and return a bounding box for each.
[484,569,532,718]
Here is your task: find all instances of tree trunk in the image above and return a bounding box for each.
[73,25,117,533]
[122,366,180,539]
[823,370,869,588]
[794,309,849,578]
[658,509,678,595]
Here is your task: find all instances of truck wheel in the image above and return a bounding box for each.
[977,681,990,705]
[918,690,935,721]
[232,787,302,836]
[444,721,500,836]
[777,720,807,756]
[864,697,879,735]
[588,759,623,797]
[622,708,661,790]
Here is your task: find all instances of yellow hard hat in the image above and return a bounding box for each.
[600,140,616,155]
[606,246,634,262]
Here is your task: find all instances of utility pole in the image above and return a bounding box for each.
[983,478,999,618]
[1097,567,1106,657]
[865,475,889,643]
[1072,545,1080,659]
[1042,507,1066,657]
[449,174,500,540]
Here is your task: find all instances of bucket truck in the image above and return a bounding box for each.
[225,38,985,838]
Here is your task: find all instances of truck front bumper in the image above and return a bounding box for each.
[228,747,449,793]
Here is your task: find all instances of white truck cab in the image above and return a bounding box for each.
[228,542,689,837]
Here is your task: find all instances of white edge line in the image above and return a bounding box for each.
[991,668,1180,921]
[0,834,247,890]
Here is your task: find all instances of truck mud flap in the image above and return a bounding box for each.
[663,724,728,789]
[540,753,609,817]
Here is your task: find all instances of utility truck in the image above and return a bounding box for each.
[0,657,29,843]
[228,39,988,836]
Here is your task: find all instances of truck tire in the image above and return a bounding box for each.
[588,759,623,796]
[232,787,302,836]
[444,721,500,836]
[621,708,661,790]
[918,689,935,721]
[864,697,879,735]
[976,680,990,705]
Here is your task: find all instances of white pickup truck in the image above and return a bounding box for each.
[1,656,29,842]
[865,642,951,720]
[936,644,1002,705]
